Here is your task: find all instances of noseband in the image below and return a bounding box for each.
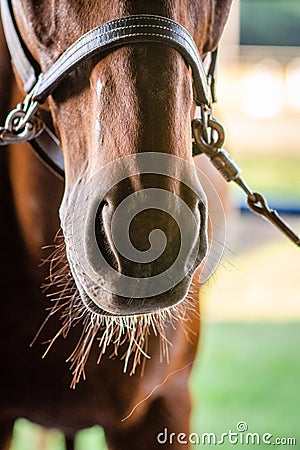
[0,0,217,178]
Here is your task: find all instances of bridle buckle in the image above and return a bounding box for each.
[0,82,44,145]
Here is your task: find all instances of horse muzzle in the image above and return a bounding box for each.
[60,153,208,316]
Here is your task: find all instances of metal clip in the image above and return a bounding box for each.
[248,192,300,247]
[192,117,225,156]
[192,118,241,182]
[192,115,300,248]
[0,78,44,145]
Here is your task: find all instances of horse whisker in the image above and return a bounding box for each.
[36,229,198,388]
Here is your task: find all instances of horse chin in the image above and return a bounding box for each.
[68,255,196,316]
[80,279,193,317]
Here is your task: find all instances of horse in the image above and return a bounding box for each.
[0,1,232,449]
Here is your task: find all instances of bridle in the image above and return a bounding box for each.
[0,0,217,178]
[1,0,299,247]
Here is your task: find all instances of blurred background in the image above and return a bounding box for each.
[11,0,300,448]
[202,0,300,320]
[192,0,300,448]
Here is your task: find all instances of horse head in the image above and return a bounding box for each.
[11,1,232,319]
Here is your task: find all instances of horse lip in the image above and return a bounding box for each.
[74,272,194,316]
[66,224,205,316]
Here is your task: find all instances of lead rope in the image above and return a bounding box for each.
[192,114,300,247]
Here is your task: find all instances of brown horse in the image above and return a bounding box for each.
[0,1,232,449]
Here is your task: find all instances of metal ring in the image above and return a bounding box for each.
[192,117,225,155]
[5,109,25,133]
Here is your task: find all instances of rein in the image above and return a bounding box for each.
[0,0,299,247]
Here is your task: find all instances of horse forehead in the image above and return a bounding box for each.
[14,0,232,74]
[16,0,211,53]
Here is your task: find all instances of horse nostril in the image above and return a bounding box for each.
[94,199,182,278]
[95,199,119,271]
[99,199,109,208]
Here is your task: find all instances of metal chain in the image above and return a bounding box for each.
[0,80,44,145]
[192,115,300,247]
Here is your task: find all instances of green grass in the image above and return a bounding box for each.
[234,155,300,204]
[240,0,300,46]
[12,421,65,450]
[190,322,300,449]
[236,155,300,204]
[12,323,300,449]
[12,422,107,450]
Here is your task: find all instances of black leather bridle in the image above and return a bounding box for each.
[0,0,218,179]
